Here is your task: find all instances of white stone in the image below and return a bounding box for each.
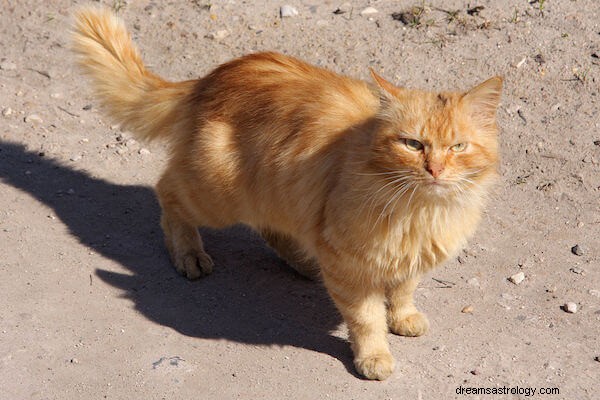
[336,2,352,14]
[564,302,577,313]
[467,277,480,287]
[138,148,151,155]
[206,30,229,40]
[360,7,378,16]
[280,5,299,17]
[508,271,525,285]
[24,114,43,124]
[2,107,13,117]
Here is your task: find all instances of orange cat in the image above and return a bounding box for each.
[72,7,502,380]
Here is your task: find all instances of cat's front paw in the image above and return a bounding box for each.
[389,312,429,337]
[172,251,214,280]
[354,352,395,380]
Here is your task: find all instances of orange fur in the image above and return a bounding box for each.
[72,6,502,380]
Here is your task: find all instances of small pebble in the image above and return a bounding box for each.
[508,271,525,285]
[2,107,13,117]
[533,53,546,64]
[461,305,474,314]
[82,104,92,111]
[563,302,577,313]
[470,369,480,375]
[571,244,584,256]
[570,266,585,275]
[50,92,63,99]
[333,2,352,14]
[467,277,480,287]
[138,148,151,155]
[70,155,82,162]
[280,5,299,18]
[589,289,600,298]
[594,356,600,363]
[70,358,79,364]
[24,114,43,124]
[206,30,229,40]
[360,6,378,16]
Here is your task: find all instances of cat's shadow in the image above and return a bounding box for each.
[0,139,355,375]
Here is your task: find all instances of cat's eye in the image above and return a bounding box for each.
[404,139,424,151]
[450,142,467,152]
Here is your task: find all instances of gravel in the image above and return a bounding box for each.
[563,302,578,313]
[280,5,299,18]
[571,244,584,256]
[508,272,525,285]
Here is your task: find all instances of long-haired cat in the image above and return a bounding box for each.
[72,7,502,380]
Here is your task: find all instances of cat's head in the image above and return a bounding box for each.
[366,70,502,204]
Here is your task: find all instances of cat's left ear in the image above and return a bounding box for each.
[462,76,503,125]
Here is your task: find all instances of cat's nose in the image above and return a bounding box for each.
[426,162,445,178]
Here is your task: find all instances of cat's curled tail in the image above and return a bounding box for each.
[72,7,195,141]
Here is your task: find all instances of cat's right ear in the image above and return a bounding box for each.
[370,69,401,96]
[370,69,402,109]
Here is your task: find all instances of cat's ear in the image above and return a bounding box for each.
[369,68,401,97]
[462,76,503,125]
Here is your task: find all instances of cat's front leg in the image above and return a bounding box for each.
[321,266,395,380]
[386,276,429,337]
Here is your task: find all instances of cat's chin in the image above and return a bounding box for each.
[423,181,454,197]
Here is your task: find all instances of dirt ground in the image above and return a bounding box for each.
[1,0,599,399]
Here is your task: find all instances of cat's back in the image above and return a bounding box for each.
[192,52,379,131]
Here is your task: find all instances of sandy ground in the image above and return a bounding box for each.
[1,0,599,399]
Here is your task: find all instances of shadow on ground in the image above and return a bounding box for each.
[0,140,353,373]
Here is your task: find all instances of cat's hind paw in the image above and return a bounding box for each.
[173,251,214,280]
[389,312,429,337]
[354,353,395,380]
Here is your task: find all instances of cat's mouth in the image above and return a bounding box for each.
[423,179,454,195]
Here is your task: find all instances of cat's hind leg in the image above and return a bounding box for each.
[386,276,429,337]
[156,174,214,280]
[260,229,320,280]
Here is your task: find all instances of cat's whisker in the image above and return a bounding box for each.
[359,177,411,223]
[354,169,413,177]
[370,181,414,231]
[405,185,419,210]
[371,184,410,231]
[367,181,412,228]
